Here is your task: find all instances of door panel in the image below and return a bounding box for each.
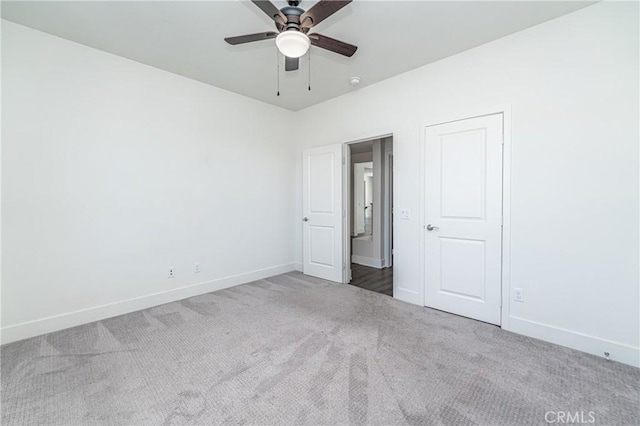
[424,114,503,325]
[440,129,486,219]
[303,144,343,283]
[309,226,335,266]
[439,238,485,300]
[308,153,335,213]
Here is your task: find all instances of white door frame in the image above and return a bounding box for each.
[342,143,351,283]
[342,132,397,291]
[420,106,512,330]
[384,150,393,268]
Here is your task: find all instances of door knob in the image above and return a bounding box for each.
[426,224,439,231]
[302,217,309,222]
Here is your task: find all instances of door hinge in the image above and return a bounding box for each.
[342,157,345,164]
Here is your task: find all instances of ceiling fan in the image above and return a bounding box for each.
[225,0,357,72]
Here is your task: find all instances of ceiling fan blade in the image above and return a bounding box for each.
[251,0,286,25]
[309,33,357,57]
[300,0,352,29]
[285,56,299,72]
[224,31,278,45]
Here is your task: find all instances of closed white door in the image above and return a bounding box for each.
[303,144,344,283]
[424,114,503,325]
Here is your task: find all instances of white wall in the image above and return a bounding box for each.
[2,2,639,367]
[293,2,640,366]
[1,21,297,342]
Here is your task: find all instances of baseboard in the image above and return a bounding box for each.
[508,316,640,368]
[294,262,303,272]
[394,288,422,306]
[1,262,297,345]
[351,255,384,269]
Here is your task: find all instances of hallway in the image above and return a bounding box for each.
[349,263,393,296]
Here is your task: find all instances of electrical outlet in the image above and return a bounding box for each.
[168,267,175,279]
[194,263,201,273]
[514,288,524,302]
[400,209,410,220]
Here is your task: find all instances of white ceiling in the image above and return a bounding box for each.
[2,0,594,111]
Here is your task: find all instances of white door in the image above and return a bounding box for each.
[424,114,503,325]
[303,144,344,283]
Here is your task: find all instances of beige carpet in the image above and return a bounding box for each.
[2,271,639,425]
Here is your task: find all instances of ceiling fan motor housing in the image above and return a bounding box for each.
[279,6,309,33]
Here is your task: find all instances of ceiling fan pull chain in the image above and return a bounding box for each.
[308,50,311,91]
[276,48,280,97]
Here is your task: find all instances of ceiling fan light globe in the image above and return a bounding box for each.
[275,31,310,58]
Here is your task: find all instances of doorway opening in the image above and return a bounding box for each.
[345,137,393,296]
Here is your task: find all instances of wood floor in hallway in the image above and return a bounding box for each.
[349,263,393,296]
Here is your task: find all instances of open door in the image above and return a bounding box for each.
[302,144,344,283]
